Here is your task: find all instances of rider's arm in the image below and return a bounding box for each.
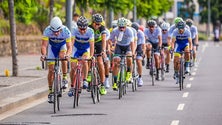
[171,37,176,50]
[101,33,107,52]
[188,38,192,51]
[41,36,48,56]
[158,35,162,48]
[65,37,72,57]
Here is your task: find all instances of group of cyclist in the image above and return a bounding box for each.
[40,13,198,103]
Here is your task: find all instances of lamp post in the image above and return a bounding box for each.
[207,0,211,40]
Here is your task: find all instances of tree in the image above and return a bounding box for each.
[136,0,173,19]
[8,0,18,76]
[49,0,54,22]
[198,0,222,25]
[198,0,222,34]
[178,0,195,19]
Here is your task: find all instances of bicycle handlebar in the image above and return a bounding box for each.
[41,58,68,69]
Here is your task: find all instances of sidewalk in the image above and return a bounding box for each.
[0,54,48,115]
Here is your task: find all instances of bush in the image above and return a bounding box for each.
[0,19,10,36]
[198,32,208,41]
[0,19,42,36]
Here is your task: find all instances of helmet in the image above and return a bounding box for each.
[174,17,183,25]
[112,20,118,28]
[131,22,140,31]
[92,13,103,23]
[50,16,63,32]
[117,17,127,27]
[186,18,193,27]
[77,16,88,29]
[158,20,165,26]
[177,21,186,29]
[161,22,170,30]
[147,20,156,27]
[126,19,132,26]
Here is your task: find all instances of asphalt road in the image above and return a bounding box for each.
[1,41,222,125]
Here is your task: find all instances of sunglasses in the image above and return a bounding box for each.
[119,26,125,29]
[50,29,60,33]
[79,28,86,31]
[162,29,167,31]
[95,23,101,26]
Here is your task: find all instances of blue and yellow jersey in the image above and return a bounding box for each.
[42,26,71,43]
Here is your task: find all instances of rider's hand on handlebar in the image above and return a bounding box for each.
[40,55,46,61]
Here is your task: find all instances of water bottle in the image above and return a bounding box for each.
[117,31,124,41]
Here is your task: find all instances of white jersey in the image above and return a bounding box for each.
[189,25,198,39]
[144,26,162,44]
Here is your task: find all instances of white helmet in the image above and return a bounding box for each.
[160,22,170,30]
[112,20,118,28]
[126,19,132,26]
[117,17,127,27]
[50,16,63,32]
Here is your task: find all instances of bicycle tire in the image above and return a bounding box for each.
[151,57,155,86]
[91,69,96,104]
[53,74,59,113]
[132,60,136,92]
[57,74,62,111]
[179,58,183,91]
[118,67,124,99]
[161,53,165,81]
[73,70,80,108]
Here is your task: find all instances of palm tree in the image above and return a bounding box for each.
[8,0,18,76]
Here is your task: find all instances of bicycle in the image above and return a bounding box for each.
[70,57,90,108]
[88,55,101,104]
[116,54,130,99]
[175,51,185,91]
[42,58,67,113]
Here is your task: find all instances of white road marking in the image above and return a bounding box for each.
[189,77,194,81]
[171,120,180,125]
[202,42,208,53]
[183,92,189,98]
[194,68,198,71]
[177,103,185,111]
[186,84,191,88]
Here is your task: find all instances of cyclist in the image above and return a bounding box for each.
[131,22,145,86]
[68,16,94,96]
[171,21,192,78]
[169,17,190,37]
[88,13,107,95]
[186,18,199,66]
[109,17,135,90]
[40,16,72,103]
[71,13,79,30]
[160,22,171,72]
[126,19,138,55]
[144,20,162,81]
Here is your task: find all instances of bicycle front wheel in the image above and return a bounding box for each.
[73,70,80,108]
